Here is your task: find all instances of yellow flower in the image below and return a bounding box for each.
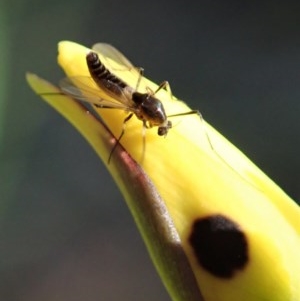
[27,41,300,301]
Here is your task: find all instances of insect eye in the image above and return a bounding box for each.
[158,127,167,136]
[158,121,172,136]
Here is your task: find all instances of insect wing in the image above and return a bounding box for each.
[92,43,135,69]
[92,43,143,86]
[60,76,130,110]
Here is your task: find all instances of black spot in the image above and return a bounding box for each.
[189,214,248,278]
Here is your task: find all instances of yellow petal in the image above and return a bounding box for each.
[26,73,204,301]
[38,41,300,301]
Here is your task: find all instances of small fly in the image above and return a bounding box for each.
[86,51,172,136]
[60,43,203,162]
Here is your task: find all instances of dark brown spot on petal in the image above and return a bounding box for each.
[189,214,248,278]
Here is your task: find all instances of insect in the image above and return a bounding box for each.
[60,43,204,162]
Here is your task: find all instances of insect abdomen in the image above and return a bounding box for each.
[86,52,127,89]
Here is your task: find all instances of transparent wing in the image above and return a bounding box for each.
[60,76,131,110]
[92,43,146,92]
[92,43,134,69]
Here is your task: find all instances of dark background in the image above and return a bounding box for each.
[1,1,300,300]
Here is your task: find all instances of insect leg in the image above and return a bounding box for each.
[144,81,173,100]
[134,67,144,91]
[168,110,257,189]
[153,81,173,99]
[168,110,214,151]
[108,113,134,163]
[140,121,147,163]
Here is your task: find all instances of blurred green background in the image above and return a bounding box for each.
[1,1,300,300]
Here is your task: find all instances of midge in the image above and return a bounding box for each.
[60,44,203,161]
[86,51,172,137]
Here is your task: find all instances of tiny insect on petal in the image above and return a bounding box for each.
[26,72,204,301]
[60,49,198,162]
[30,41,300,301]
